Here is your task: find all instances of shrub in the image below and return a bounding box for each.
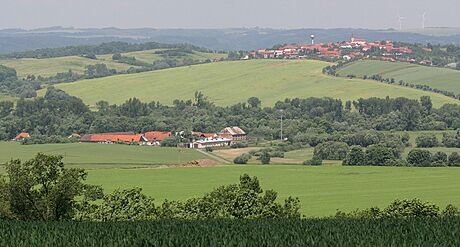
[303,155,322,166]
[365,144,397,166]
[384,199,439,218]
[314,141,349,160]
[431,151,447,167]
[260,151,271,165]
[205,147,213,152]
[448,152,460,167]
[416,134,439,148]
[233,153,252,164]
[230,142,248,149]
[407,149,432,167]
[442,133,459,148]
[160,136,180,147]
[342,146,366,166]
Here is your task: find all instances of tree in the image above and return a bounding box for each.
[0,153,101,221]
[260,151,271,165]
[234,153,252,164]
[247,97,261,108]
[343,146,366,166]
[407,149,432,167]
[448,152,460,167]
[160,136,180,147]
[416,134,439,148]
[303,155,322,166]
[420,96,432,115]
[365,144,397,166]
[431,151,447,167]
[314,141,349,160]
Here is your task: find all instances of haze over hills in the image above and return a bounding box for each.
[4,27,460,53]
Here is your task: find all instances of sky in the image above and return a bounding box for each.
[1,0,459,30]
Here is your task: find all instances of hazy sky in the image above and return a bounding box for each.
[1,0,459,29]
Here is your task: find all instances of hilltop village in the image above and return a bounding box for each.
[245,35,433,65]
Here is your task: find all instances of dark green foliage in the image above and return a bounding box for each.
[0,65,17,81]
[260,151,271,165]
[365,144,398,166]
[230,142,248,149]
[431,151,448,167]
[407,149,432,167]
[314,141,349,160]
[0,218,459,246]
[205,147,213,152]
[303,155,322,166]
[343,146,366,166]
[160,136,180,147]
[0,153,101,221]
[448,152,460,167]
[415,134,439,148]
[233,153,252,164]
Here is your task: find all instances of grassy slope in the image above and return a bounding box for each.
[98,49,227,64]
[0,142,209,168]
[52,60,459,107]
[86,165,460,216]
[0,56,135,78]
[338,60,460,94]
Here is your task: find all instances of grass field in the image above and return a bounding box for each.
[337,60,460,94]
[97,49,227,64]
[0,142,210,168]
[0,56,135,78]
[85,165,460,216]
[51,60,459,107]
[0,94,16,102]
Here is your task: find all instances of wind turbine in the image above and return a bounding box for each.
[398,16,405,31]
[422,12,427,29]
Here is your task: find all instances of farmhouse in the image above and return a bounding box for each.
[143,131,172,145]
[68,133,81,139]
[192,137,232,149]
[14,132,30,141]
[80,133,147,144]
[219,127,247,141]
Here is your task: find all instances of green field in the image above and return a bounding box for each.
[97,49,227,64]
[0,56,135,78]
[0,142,209,168]
[50,60,459,107]
[0,94,16,102]
[86,165,460,217]
[338,60,460,94]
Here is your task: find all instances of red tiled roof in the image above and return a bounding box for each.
[14,132,30,140]
[143,131,172,141]
[81,133,145,143]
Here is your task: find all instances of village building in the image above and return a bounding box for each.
[218,127,247,142]
[14,132,30,141]
[68,133,81,139]
[142,131,173,145]
[192,132,217,139]
[192,137,232,149]
[80,133,147,144]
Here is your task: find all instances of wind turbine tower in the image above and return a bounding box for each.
[310,34,315,45]
[422,12,427,29]
[398,16,405,31]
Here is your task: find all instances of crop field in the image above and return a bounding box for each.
[2,218,459,246]
[51,60,459,107]
[0,142,209,168]
[0,56,134,78]
[337,60,460,94]
[86,165,460,217]
[97,49,227,64]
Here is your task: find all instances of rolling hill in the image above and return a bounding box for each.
[0,56,135,78]
[97,49,227,64]
[51,59,459,107]
[337,60,460,94]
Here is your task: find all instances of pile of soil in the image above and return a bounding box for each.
[158,159,221,169]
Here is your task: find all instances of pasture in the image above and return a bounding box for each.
[337,60,460,94]
[86,165,460,217]
[52,60,458,107]
[0,56,134,78]
[0,142,210,168]
[97,49,227,64]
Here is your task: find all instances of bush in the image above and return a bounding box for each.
[342,146,366,166]
[365,144,397,166]
[431,151,447,167]
[416,134,439,148]
[160,136,180,147]
[407,149,432,167]
[205,147,213,152]
[233,153,252,164]
[230,142,248,149]
[303,155,322,166]
[260,151,271,165]
[448,152,460,167]
[314,141,349,160]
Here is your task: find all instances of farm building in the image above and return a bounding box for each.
[80,133,147,144]
[143,131,172,145]
[192,132,217,139]
[68,133,81,139]
[14,132,30,141]
[192,138,232,149]
[219,127,247,141]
